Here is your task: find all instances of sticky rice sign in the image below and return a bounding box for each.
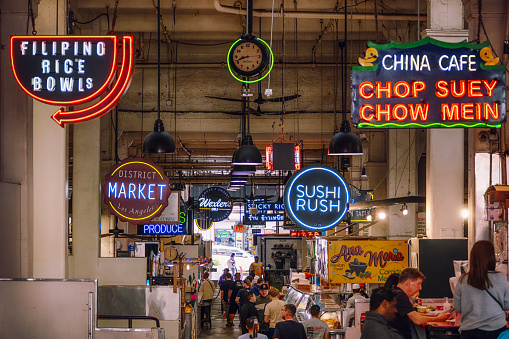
[327,240,408,284]
[351,37,506,128]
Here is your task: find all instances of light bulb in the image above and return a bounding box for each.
[402,209,408,216]
[378,211,386,220]
[366,214,372,221]
[401,204,408,216]
[186,264,190,270]
[461,208,469,219]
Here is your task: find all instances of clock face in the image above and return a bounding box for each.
[228,38,269,77]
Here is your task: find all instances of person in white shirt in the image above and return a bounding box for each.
[347,283,367,308]
[303,305,330,339]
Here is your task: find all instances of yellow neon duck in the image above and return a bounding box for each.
[480,47,499,65]
[358,48,378,66]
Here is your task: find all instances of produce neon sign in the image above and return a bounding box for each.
[351,37,506,128]
[10,35,134,126]
[102,157,171,224]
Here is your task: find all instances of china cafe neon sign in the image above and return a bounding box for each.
[351,37,506,128]
[284,166,349,231]
[10,35,134,126]
[102,157,171,224]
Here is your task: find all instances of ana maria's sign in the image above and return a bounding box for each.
[351,37,506,128]
[284,166,349,231]
[10,35,134,126]
[327,240,408,284]
[198,187,233,222]
[102,157,171,224]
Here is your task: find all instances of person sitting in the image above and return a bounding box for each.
[347,284,367,308]
[251,277,265,296]
[360,287,403,339]
[238,316,269,339]
[303,305,330,339]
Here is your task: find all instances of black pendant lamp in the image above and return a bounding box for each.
[232,135,263,165]
[328,2,362,156]
[232,164,256,175]
[143,0,176,154]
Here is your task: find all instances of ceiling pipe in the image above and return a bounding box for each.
[213,0,427,22]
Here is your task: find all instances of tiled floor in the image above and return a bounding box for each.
[198,293,243,339]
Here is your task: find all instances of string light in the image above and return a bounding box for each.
[401,204,408,216]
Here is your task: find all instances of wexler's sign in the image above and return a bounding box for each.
[284,166,349,231]
[102,157,171,224]
[351,37,506,128]
[10,35,134,126]
[198,187,233,222]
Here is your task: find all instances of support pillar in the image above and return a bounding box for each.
[423,0,468,239]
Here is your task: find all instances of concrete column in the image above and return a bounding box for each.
[0,0,33,278]
[71,118,101,278]
[387,130,418,239]
[422,0,468,239]
[32,0,68,278]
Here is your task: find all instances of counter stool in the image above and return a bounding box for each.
[200,301,212,328]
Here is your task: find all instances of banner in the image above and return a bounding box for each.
[327,240,408,284]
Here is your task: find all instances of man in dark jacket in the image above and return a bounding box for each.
[240,292,259,334]
[360,287,403,339]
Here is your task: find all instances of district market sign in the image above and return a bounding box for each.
[284,166,349,231]
[198,187,233,222]
[351,37,506,128]
[102,157,171,224]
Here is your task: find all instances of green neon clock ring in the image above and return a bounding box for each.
[227,38,274,83]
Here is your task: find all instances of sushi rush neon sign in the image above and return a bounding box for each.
[10,35,134,126]
[351,37,506,128]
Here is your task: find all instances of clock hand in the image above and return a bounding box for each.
[237,55,250,61]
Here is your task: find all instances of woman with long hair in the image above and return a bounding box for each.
[453,240,509,339]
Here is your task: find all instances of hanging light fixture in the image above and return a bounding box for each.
[232,135,263,165]
[328,5,362,156]
[232,164,256,175]
[401,204,408,216]
[143,0,176,154]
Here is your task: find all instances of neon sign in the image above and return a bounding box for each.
[102,157,171,224]
[284,166,349,231]
[351,38,506,128]
[137,211,187,235]
[198,187,233,222]
[10,35,134,126]
[290,231,321,237]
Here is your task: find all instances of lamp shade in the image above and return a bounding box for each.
[232,164,256,175]
[232,135,262,165]
[143,118,176,153]
[328,120,363,156]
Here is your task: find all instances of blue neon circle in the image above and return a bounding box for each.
[284,166,349,231]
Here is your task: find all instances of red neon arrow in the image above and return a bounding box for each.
[52,36,134,126]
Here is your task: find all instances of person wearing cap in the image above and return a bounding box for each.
[359,283,369,298]
[256,283,271,334]
[274,251,285,270]
[219,268,230,289]
[251,277,265,296]
[347,283,367,308]
[250,256,265,278]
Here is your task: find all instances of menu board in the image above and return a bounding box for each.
[327,240,408,284]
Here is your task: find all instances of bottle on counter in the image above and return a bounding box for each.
[443,297,452,312]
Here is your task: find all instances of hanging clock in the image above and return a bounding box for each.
[227,36,273,83]
[164,245,178,261]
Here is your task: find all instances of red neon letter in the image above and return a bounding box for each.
[376,82,392,99]
[442,103,460,121]
[484,102,499,119]
[409,104,429,121]
[451,80,466,98]
[468,80,482,97]
[461,103,474,120]
[360,104,375,121]
[394,81,411,98]
[359,82,374,99]
[376,104,391,121]
[435,81,449,98]
[482,79,497,97]
[393,104,408,121]
[476,103,482,120]
[412,81,426,98]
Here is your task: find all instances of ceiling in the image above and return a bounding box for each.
[68,0,427,186]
